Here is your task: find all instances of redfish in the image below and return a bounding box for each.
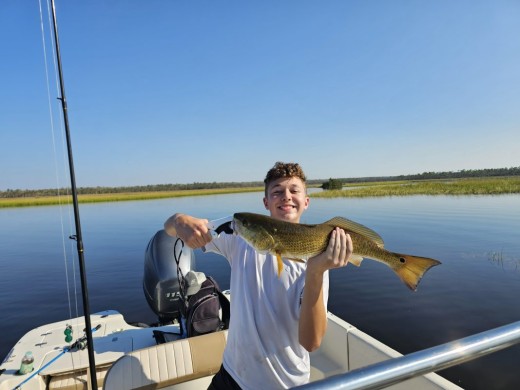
[233,212,440,291]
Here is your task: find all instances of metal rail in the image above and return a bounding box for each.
[297,320,520,390]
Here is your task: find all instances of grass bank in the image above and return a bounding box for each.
[312,177,520,198]
[3,177,519,208]
[0,187,263,208]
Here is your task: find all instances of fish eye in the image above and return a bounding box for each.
[399,257,406,263]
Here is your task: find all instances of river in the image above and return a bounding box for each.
[1,192,519,389]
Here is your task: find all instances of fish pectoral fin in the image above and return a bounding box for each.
[286,257,305,263]
[276,253,283,277]
[348,255,364,267]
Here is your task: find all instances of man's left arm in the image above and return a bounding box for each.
[299,228,352,352]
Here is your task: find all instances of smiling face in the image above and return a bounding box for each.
[263,176,310,223]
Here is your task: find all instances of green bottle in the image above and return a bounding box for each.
[18,351,34,375]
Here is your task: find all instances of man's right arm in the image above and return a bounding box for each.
[164,213,213,249]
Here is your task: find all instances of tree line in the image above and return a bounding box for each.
[332,166,520,185]
[0,181,263,198]
[2,166,519,198]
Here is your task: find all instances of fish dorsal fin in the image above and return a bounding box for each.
[324,217,385,248]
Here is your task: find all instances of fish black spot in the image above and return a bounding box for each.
[399,257,406,263]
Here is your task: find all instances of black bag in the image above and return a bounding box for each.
[185,276,230,337]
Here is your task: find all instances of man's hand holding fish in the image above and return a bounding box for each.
[308,227,353,272]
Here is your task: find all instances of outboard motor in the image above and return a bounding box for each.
[143,230,196,324]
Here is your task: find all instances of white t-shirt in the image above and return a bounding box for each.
[204,234,329,389]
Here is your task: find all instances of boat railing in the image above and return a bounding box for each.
[296,320,520,390]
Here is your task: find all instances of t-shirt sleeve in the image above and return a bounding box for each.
[202,233,236,264]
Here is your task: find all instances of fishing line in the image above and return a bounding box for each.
[38,0,84,375]
[44,0,81,321]
[43,1,82,317]
[38,0,80,323]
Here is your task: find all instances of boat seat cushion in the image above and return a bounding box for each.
[48,365,110,390]
[103,330,227,390]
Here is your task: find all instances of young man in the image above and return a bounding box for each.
[164,162,352,389]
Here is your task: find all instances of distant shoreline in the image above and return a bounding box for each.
[1,177,520,208]
[313,176,520,198]
[0,187,263,208]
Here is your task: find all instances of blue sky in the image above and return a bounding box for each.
[1,0,519,190]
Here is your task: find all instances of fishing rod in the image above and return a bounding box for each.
[49,0,98,388]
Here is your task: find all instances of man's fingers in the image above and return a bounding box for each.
[337,229,348,267]
[316,228,354,269]
[181,220,213,249]
[346,233,353,257]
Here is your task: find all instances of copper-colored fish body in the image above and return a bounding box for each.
[233,212,440,291]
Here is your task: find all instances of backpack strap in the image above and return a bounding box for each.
[173,238,189,318]
[206,276,230,330]
[217,289,230,329]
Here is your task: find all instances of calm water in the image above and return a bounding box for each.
[1,193,520,389]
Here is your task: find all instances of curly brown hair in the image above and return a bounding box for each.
[263,162,307,194]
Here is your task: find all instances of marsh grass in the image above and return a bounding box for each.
[0,187,263,208]
[3,177,520,208]
[313,177,520,198]
[487,250,520,271]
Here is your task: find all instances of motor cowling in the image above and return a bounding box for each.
[143,229,196,324]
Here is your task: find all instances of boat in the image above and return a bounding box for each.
[1,230,463,390]
[0,309,463,390]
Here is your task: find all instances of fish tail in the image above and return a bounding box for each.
[391,253,441,291]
